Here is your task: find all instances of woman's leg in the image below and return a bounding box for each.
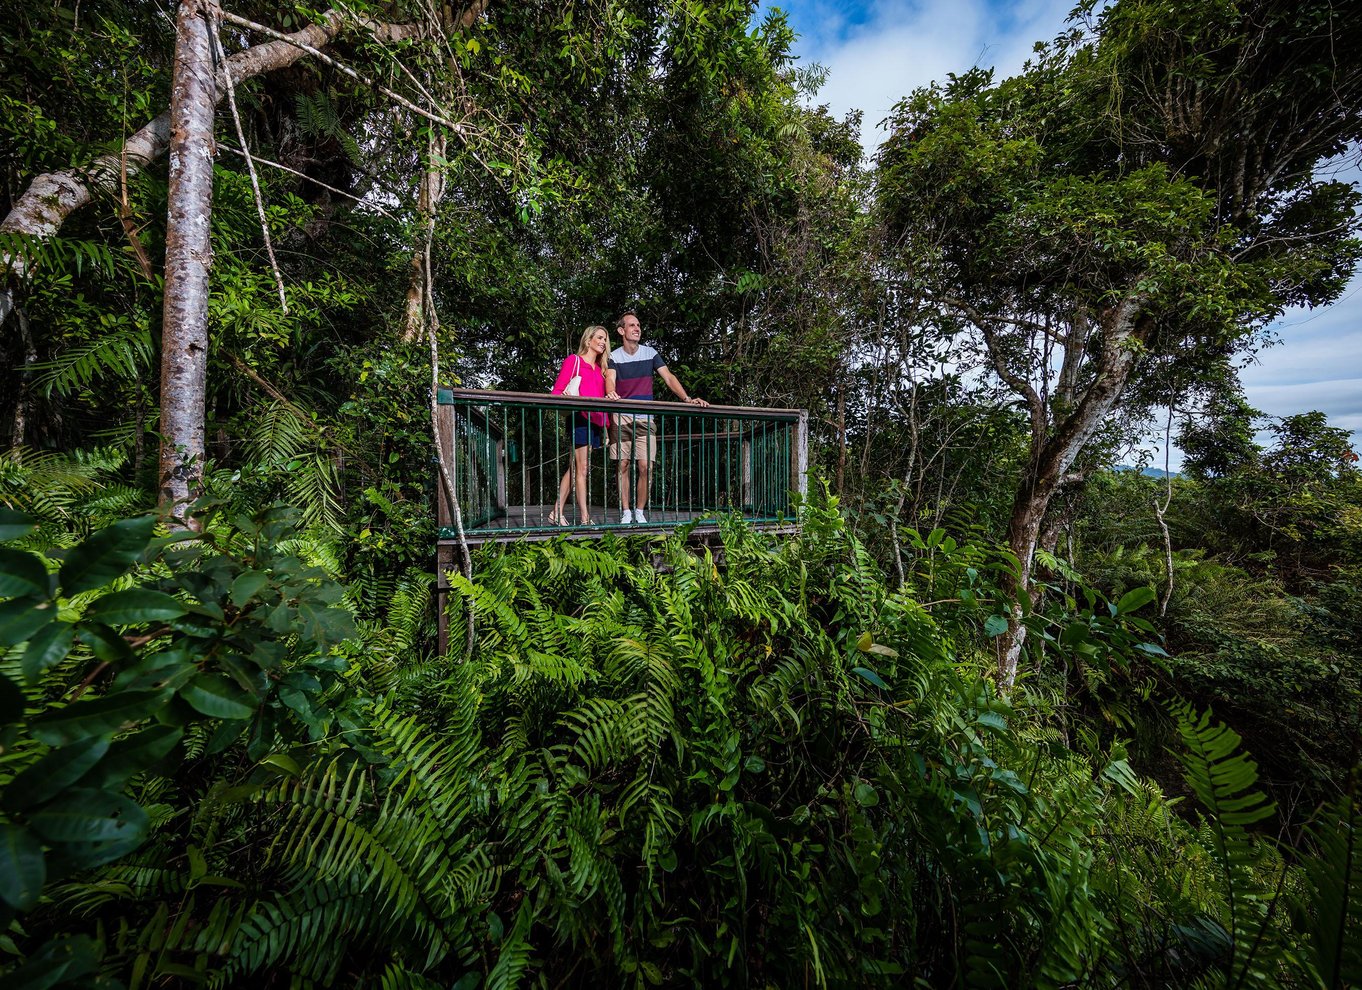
[553,466,572,518]
[573,445,592,522]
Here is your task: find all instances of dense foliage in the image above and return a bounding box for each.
[2,488,1357,987]
[1,0,1359,986]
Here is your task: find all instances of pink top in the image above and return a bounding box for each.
[551,354,609,427]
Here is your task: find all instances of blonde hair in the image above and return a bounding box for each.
[576,325,611,368]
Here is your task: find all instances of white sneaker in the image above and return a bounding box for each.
[634,510,647,524]
[620,509,633,524]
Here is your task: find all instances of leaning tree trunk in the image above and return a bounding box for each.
[996,293,1150,687]
[158,0,218,521]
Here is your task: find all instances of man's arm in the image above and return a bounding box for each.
[658,366,709,406]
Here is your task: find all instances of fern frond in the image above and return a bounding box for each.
[1295,787,1361,989]
[1172,700,1282,985]
[30,324,153,397]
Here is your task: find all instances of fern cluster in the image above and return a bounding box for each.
[4,501,1359,988]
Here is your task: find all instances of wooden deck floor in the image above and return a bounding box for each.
[436,505,795,581]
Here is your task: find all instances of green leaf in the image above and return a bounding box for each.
[1,935,103,990]
[854,783,880,807]
[181,674,257,719]
[1116,586,1156,615]
[0,824,45,910]
[0,597,54,648]
[86,589,186,625]
[83,725,182,789]
[1061,621,1090,646]
[31,689,168,746]
[28,789,148,845]
[983,614,1010,637]
[851,666,888,690]
[0,509,37,541]
[76,622,135,663]
[58,515,156,595]
[4,736,111,812]
[230,570,270,606]
[0,548,49,599]
[22,622,76,682]
[259,753,302,776]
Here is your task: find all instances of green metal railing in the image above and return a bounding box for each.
[435,388,808,541]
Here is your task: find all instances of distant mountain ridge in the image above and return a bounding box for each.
[1114,465,1181,479]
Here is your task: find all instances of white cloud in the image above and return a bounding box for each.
[777,0,1076,150]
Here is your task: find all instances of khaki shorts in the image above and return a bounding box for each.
[608,415,658,462]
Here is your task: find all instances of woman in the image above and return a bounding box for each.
[548,325,611,525]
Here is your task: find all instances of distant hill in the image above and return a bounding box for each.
[1114,465,1181,479]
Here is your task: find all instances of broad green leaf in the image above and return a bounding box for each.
[76,623,134,662]
[22,622,76,682]
[28,789,148,844]
[854,783,879,807]
[259,753,302,776]
[0,509,37,541]
[31,689,168,746]
[83,725,182,789]
[983,614,1009,638]
[230,570,270,606]
[4,736,110,812]
[181,674,257,719]
[1116,586,1156,615]
[0,547,49,599]
[1061,621,1090,646]
[86,589,186,625]
[0,597,54,648]
[0,824,44,910]
[58,515,156,595]
[851,666,888,690]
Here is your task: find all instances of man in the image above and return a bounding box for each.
[604,310,709,524]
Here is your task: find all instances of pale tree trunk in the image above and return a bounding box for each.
[0,2,489,330]
[402,133,448,342]
[158,0,218,521]
[9,307,38,447]
[995,293,1150,687]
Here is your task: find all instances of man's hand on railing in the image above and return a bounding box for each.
[686,396,710,407]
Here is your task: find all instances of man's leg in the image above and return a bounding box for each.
[617,457,632,510]
[635,458,651,517]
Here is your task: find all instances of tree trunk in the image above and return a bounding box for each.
[402,134,448,342]
[996,293,1149,687]
[158,0,218,521]
[9,307,38,447]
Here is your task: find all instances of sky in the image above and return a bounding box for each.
[757,0,1362,464]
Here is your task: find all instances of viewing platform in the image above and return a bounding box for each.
[434,387,808,572]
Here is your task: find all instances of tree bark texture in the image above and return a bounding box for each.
[0,2,489,329]
[158,0,218,520]
[996,292,1150,687]
[403,134,448,342]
